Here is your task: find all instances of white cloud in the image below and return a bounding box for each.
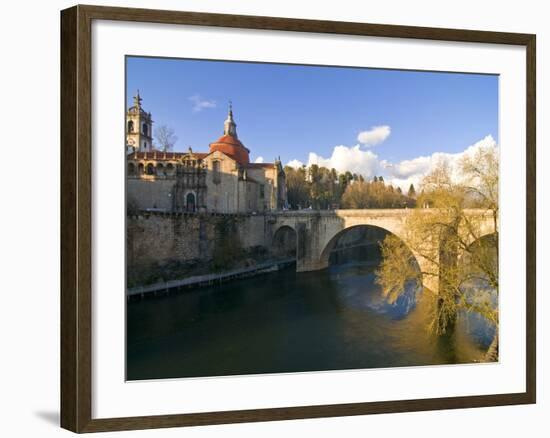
[386,174,426,193]
[254,156,264,163]
[307,145,380,177]
[357,125,391,146]
[385,155,432,179]
[286,134,497,192]
[385,135,498,191]
[189,95,217,113]
[286,159,305,169]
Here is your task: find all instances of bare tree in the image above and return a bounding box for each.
[154,125,178,152]
[376,146,499,361]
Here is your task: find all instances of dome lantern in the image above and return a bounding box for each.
[223,101,238,138]
[209,102,250,164]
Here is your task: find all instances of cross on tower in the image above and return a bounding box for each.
[134,90,142,108]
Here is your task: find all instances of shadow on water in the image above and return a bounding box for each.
[127,237,494,380]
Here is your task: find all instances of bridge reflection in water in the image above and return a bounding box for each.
[126,223,494,381]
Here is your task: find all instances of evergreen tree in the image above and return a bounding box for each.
[408,183,417,198]
[285,165,416,210]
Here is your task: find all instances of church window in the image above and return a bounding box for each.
[127,120,134,133]
[142,123,148,136]
[212,160,221,184]
[186,192,196,212]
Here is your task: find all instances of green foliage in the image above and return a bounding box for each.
[283,166,415,210]
[284,165,310,209]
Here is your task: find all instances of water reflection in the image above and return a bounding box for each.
[127,246,493,380]
[331,261,420,319]
[458,281,497,349]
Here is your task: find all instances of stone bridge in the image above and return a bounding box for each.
[267,209,495,294]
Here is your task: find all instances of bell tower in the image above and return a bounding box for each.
[126,90,154,152]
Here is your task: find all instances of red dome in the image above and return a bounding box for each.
[209,134,250,164]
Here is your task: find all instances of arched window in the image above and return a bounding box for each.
[186,192,196,212]
[127,120,134,133]
[142,123,148,136]
[127,162,135,176]
[166,163,174,176]
[156,163,164,176]
[146,163,155,175]
[137,163,144,175]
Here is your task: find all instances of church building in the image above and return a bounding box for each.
[126,93,287,214]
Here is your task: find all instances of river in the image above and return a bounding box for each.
[127,245,495,380]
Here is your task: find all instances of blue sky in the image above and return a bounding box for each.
[126,56,498,188]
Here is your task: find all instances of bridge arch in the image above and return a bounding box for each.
[318,224,421,275]
[466,231,498,251]
[459,232,498,280]
[268,209,494,295]
[272,225,297,259]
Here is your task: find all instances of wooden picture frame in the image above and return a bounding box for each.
[60,4,536,433]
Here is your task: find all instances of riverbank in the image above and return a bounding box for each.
[127,258,295,300]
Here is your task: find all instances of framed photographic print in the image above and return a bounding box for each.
[60,4,536,433]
